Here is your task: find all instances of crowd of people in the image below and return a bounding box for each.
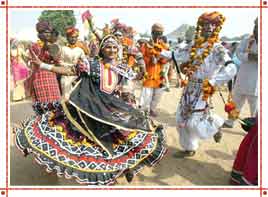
[12,10,258,186]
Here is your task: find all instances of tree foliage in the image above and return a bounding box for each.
[38,10,76,36]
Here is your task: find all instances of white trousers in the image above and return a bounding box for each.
[139,87,163,112]
[162,63,170,89]
[233,93,258,117]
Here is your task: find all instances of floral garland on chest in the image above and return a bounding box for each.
[180,11,240,120]
[180,12,225,102]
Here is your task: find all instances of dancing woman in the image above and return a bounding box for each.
[15,34,166,185]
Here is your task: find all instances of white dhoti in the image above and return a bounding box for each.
[162,41,237,152]
[162,62,171,89]
[139,87,163,112]
[176,103,224,151]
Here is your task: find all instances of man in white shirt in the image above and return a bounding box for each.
[161,12,237,157]
[60,27,89,99]
[224,18,258,128]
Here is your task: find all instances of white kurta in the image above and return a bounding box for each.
[175,41,187,50]
[173,42,191,66]
[162,42,237,151]
[232,36,258,116]
[60,46,87,98]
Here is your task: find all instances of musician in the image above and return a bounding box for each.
[160,12,237,157]
[15,34,167,185]
[28,21,74,115]
[139,23,168,117]
[224,18,258,128]
[60,27,89,99]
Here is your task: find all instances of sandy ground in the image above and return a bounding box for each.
[10,80,251,186]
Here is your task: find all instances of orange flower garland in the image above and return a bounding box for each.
[180,79,188,87]
[141,41,166,84]
[104,63,111,69]
[202,78,215,101]
[182,12,226,79]
[37,39,45,48]
[180,12,226,101]
[224,95,240,120]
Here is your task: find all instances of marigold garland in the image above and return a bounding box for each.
[202,78,215,101]
[224,95,240,120]
[37,39,45,48]
[182,12,226,79]
[180,12,226,101]
[142,40,168,87]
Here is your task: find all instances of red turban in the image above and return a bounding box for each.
[36,21,53,33]
[66,27,79,37]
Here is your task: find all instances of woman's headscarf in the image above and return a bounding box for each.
[99,35,120,50]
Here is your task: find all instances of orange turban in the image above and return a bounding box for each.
[66,27,79,37]
[198,11,226,26]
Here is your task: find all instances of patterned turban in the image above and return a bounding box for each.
[198,11,226,26]
[113,30,123,37]
[66,27,79,37]
[151,23,164,32]
[99,35,120,50]
[36,21,53,33]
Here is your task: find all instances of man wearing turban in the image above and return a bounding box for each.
[60,26,89,99]
[27,20,62,114]
[28,22,84,113]
[139,23,168,117]
[224,17,258,128]
[161,12,238,157]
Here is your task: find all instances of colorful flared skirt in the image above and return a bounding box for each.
[14,112,166,185]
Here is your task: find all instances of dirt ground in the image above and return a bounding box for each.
[10,80,251,186]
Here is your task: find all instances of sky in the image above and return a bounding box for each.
[10,8,258,41]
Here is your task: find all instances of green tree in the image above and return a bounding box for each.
[38,10,76,36]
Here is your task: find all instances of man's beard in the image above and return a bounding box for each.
[203,31,212,39]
